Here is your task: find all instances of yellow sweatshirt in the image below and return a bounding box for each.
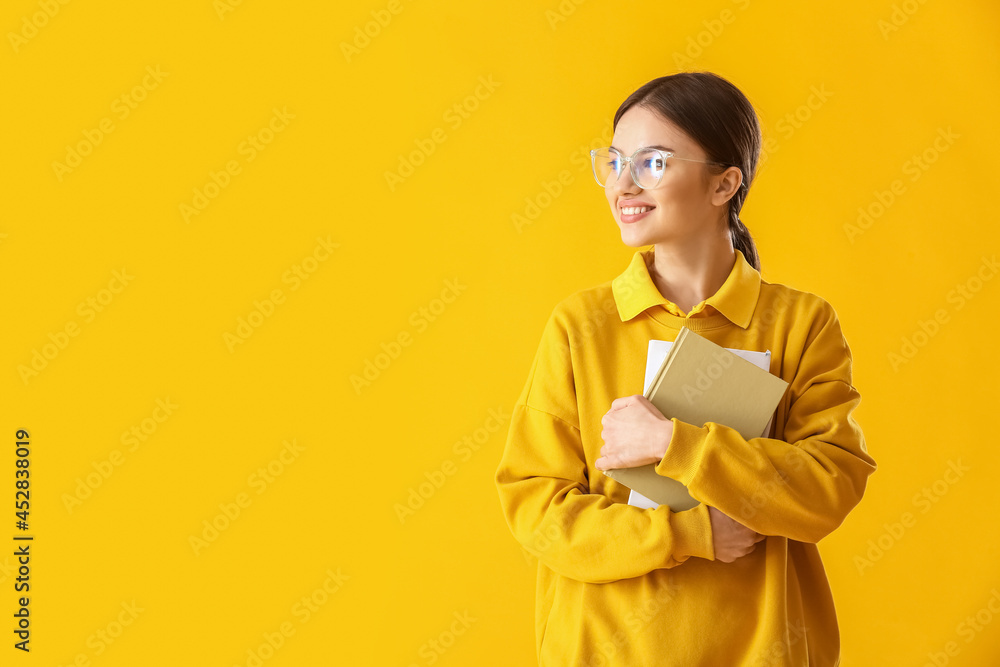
[494,247,877,666]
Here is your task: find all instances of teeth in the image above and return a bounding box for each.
[622,206,651,215]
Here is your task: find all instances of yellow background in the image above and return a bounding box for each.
[2,0,998,664]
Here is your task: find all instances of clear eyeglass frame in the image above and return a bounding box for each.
[589,146,728,190]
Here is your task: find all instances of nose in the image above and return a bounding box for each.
[608,161,641,197]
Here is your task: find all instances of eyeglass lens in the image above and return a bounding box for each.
[592,148,666,189]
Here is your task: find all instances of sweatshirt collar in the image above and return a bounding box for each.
[611,247,761,328]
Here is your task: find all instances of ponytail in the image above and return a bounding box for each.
[729,214,760,273]
[726,168,760,272]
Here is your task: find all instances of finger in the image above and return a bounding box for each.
[754,533,766,543]
[610,396,632,411]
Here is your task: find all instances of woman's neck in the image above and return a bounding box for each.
[648,236,736,315]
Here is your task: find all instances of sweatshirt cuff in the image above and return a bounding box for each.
[655,418,710,488]
[662,501,715,562]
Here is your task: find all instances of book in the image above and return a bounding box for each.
[628,337,777,511]
[601,327,789,512]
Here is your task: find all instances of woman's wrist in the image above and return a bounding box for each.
[653,418,674,462]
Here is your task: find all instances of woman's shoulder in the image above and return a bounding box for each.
[547,279,618,325]
[759,277,840,320]
[524,280,619,351]
[758,278,853,355]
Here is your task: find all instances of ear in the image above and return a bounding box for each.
[711,166,743,206]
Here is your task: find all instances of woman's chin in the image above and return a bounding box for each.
[618,223,653,248]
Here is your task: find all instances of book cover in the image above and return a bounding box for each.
[602,327,789,511]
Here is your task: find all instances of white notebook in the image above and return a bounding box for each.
[626,339,774,510]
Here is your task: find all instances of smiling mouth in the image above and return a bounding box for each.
[621,206,654,215]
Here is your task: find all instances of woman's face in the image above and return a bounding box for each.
[604,105,731,248]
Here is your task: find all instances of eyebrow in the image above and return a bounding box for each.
[611,144,674,153]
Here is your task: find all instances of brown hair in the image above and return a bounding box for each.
[613,71,762,272]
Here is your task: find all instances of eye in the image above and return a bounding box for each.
[636,149,666,171]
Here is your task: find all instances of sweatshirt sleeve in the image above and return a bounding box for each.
[654,299,877,544]
[494,305,716,584]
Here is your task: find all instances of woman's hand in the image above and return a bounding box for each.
[596,395,673,470]
[708,505,766,563]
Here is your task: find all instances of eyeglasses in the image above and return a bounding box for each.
[589,146,727,190]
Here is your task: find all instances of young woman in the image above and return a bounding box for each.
[494,72,877,666]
